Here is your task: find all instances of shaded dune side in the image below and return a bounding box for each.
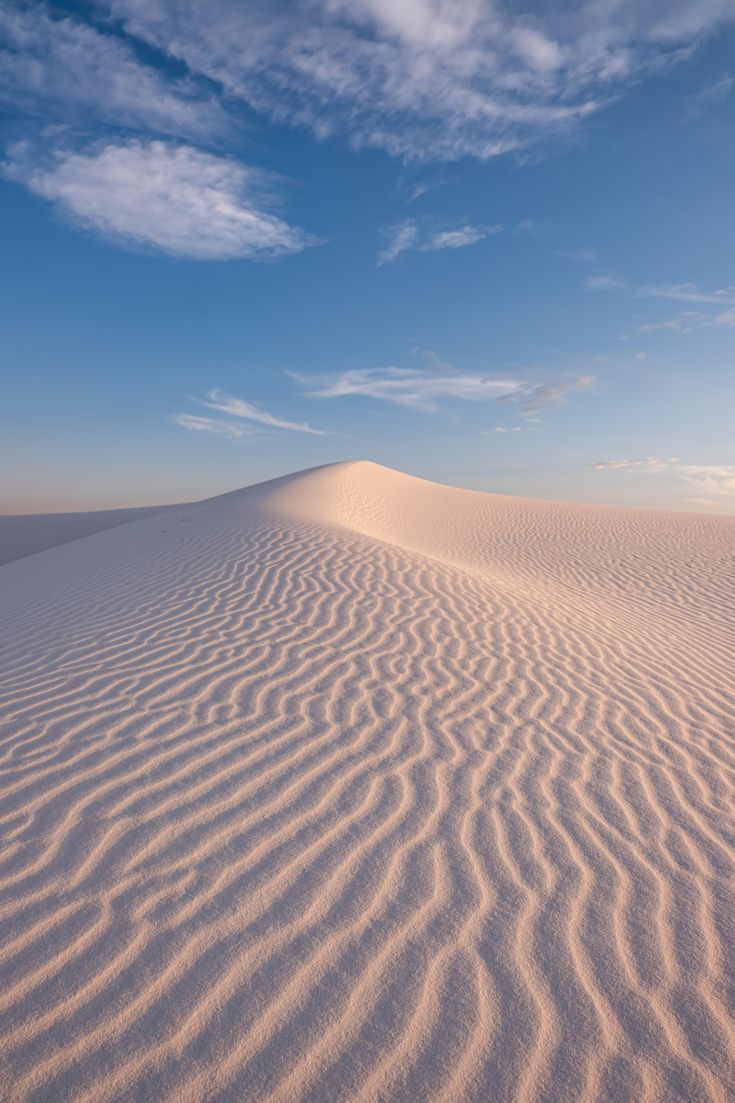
[0,463,734,1102]
[0,506,168,567]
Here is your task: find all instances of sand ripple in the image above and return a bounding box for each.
[0,462,733,1101]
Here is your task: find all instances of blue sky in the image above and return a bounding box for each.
[1,1,734,514]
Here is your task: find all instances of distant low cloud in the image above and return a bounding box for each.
[378,220,502,264]
[594,457,679,472]
[594,457,735,508]
[4,139,316,260]
[175,388,328,437]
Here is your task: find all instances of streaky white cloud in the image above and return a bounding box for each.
[294,367,524,411]
[687,73,735,110]
[714,306,735,325]
[0,2,224,138]
[637,282,735,305]
[594,457,680,472]
[378,222,420,264]
[637,318,693,333]
[198,389,327,435]
[585,275,627,290]
[295,365,594,417]
[378,219,501,264]
[502,374,594,416]
[172,413,256,439]
[100,0,735,162]
[5,139,315,260]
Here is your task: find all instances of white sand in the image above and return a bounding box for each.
[0,461,733,1102]
[0,506,165,567]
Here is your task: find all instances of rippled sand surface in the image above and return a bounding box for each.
[1,461,733,1102]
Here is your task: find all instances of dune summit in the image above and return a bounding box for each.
[1,460,734,1102]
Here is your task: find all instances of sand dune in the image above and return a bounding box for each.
[0,506,166,567]
[1,461,733,1102]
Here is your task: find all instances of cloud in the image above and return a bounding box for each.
[98,0,735,161]
[637,318,693,333]
[585,275,627,290]
[594,457,680,472]
[714,307,735,326]
[637,282,735,305]
[4,139,315,260]
[501,374,594,416]
[594,457,735,506]
[295,365,594,417]
[0,3,224,139]
[378,219,502,264]
[687,73,735,110]
[194,389,328,435]
[294,367,524,411]
[172,413,256,439]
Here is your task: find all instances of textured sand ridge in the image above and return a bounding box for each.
[0,461,734,1102]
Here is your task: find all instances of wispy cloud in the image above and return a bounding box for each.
[4,139,316,260]
[172,414,256,439]
[0,3,225,139]
[378,220,502,264]
[594,457,735,508]
[637,318,694,333]
[294,367,523,411]
[96,0,735,162]
[637,282,735,306]
[585,275,627,290]
[196,389,328,435]
[686,73,735,114]
[174,389,327,438]
[594,457,680,472]
[501,374,594,416]
[294,365,594,418]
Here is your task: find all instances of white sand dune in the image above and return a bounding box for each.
[0,506,166,567]
[0,460,733,1102]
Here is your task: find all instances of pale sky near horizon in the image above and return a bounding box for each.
[1,1,734,515]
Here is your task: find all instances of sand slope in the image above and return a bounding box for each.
[0,506,166,567]
[0,461,733,1102]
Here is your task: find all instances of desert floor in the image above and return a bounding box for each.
[1,461,733,1102]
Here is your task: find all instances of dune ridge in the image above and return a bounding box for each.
[0,461,733,1102]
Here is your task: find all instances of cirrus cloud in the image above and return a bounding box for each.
[0,3,225,139]
[98,0,735,162]
[188,388,329,435]
[293,365,594,416]
[378,219,502,264]
[293,366,524,411]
